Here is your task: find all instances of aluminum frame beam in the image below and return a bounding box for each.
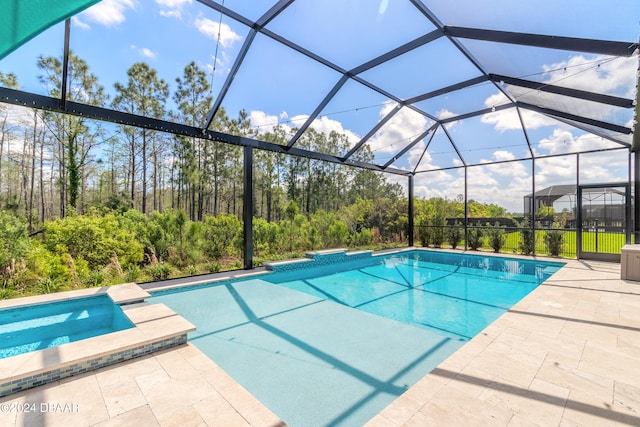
[411,125,438,174]
[341,103,403,161]
[404,76,488,105]
[287,74,349,148]
[349,30,443,75]
[517,101,633,138]
[490,74,634,108]
[383,123,438,169]
[444,26,639,57]
[0,87,411,176]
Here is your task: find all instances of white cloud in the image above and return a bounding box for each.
[536,128,610,156]
[437,109,461,129]
[130,45,156,59]
[248,110,361,147]
[368,103,432,155]
[156,0,191,19]
[71,16,91,30]
[194,18,241,48]
[481,102,556,132]
[160,10,181,18]
[140,47,156,58]
[79,0,136,27]
[480,55,637,133]
[480,150,529,178]
[288,114,360,147]
[156,0,190,7]
[249,110,286,134]
[542,55,637,98]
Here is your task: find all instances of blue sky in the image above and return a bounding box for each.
[0,0,638,212]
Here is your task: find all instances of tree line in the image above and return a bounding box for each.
[0,54,404,226]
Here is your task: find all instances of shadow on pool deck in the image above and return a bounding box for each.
[151,278,466,426]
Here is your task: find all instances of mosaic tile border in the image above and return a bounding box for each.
[264,249,374,272]
[0,334,187,397]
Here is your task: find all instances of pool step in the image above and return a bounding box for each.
[264,248,374,272]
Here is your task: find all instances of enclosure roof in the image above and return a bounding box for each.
[0,0,639,176]
[528,185,578,199]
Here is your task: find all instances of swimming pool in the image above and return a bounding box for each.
[0,295,134,359]
[150,250,563,426]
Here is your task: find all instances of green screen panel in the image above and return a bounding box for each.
[0,0,100,59]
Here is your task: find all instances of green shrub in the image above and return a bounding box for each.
[147,263,172,281]
[467,227,484,250]
[446,222,463,249]
[351,228,375,247]
[430,217,446,248]
[84,271,105,287]
[0,211,31,287]
[327,221,349,247]
[517,217,535,255]
[544,224,564,256]
[201,214,242,258]
[37,278,62,294]
[486,222,506,253]
[44,211,143,269]
[431,226,445,247]
[208,261,221,273]
[418,226,430,247]
[125,266,140,282]
[184,265,200,276]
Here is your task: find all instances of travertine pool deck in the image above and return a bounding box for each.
[0,257,638,426]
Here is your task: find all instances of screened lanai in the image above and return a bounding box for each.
[0,0,639,266]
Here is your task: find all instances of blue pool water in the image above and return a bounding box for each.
[150,250,563,426]
[263,250,562,339]
[0,295,134,359]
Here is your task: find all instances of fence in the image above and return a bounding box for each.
[414,225,580,258]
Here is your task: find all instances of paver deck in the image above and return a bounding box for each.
[1,257,638,426]
[0,343,284,427]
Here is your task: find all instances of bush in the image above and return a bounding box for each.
[351,228,375,247]
[544,223,564,256]
[517,217,535,255]
[201,214,242,258]
[184,265,200,276]
[446,223,463,249]
[486,222,506,253]
[147,263,172,281]
[467,227,484,250]
[327,221,349,247]
[253,218,281,256]
[37,278,62,294]
[125,266,140,282]
[208,261,221,273]
[44,211,144,269]
[430,216,446,248]
[0,211,31,286]
[418,226,430,247]
[84,271,105,287]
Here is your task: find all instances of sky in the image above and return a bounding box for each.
[0,0,638,213]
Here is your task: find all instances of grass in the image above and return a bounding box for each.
[430,228,629,258]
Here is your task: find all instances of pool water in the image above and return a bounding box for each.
[264,251,562,339]
[150,250,563,426]
[0,295,134,359]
